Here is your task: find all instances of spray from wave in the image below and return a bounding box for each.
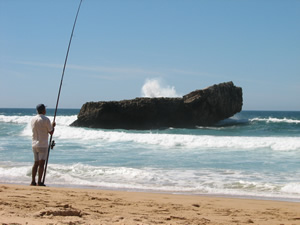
[141,78,181,98]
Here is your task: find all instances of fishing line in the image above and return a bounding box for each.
[43,0,83,184]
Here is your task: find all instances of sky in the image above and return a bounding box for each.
[0,0,299,110]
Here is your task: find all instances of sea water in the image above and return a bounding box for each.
[0,108,300,202]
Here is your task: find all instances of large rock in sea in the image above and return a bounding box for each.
[71,81,243,130]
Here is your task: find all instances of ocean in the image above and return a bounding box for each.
[0,108,300,202]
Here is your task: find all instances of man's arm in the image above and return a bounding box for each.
[49,122,56,135]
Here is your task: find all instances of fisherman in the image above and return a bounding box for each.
[31,104,56,186]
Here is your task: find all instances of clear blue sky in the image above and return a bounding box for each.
[1,0,299,110]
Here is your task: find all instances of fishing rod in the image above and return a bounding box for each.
[42,0,83,184]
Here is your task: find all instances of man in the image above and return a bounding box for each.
[31,104,56,186]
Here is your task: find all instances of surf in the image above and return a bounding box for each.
[250,117,300,124]
[1,114,300,152]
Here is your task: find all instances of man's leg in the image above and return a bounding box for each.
[31,161,39,185]
[31,147,39,186]
[37,160,45,185]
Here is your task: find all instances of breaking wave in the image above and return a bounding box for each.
[250,117,300,124]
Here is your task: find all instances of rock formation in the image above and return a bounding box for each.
[71,81,243,130]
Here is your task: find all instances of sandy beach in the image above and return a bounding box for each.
[0,184,299,225]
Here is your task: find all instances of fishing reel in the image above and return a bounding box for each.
[50,140,56,149]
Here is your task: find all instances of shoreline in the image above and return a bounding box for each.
[2,181,300,204]
[1,183,300,225]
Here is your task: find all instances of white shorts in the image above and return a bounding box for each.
[32,147,48,161]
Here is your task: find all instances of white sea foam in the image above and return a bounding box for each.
[55,132,300,151]
[0,162,31,184]
[1,162,299,201]
[20,125,300,152]
[251,117,300,124]
[0,115,77,126]
[281,183,300,195]
[62,133,298,152]
[0,115,33,124]
[2,114,300,151]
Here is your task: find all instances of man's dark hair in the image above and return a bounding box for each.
[36,104,46,114]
